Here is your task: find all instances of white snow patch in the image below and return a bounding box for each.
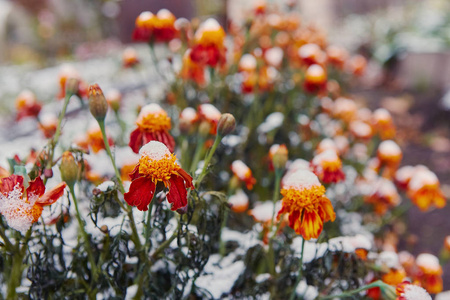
[139,141,171,160]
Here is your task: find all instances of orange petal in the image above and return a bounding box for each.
[27,176,46,199]
[318,197,336,222]
[176,168,194,189]
[37,182,67,206]
[301,210,323,240]
[0,175,24,196]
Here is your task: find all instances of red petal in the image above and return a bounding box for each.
[129,127,143,154]
[27,176,46,198]
[124,177,155,211]
[176,168,194,189]
[0,175,24,196]
[167,175,188,211]
[37,182,67,206]
[129,164,142,181]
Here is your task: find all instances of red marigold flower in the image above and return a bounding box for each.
[298,43,326,66]
[122,47,140,68]
[377,140,402,168]
[124,141,193,212]
[373,108,396,140]
[179,107,199,134]
[0,175,66,233]
[153,9,178,42]
[15,90,42,121]
[278,169,336,240]
[228,190,249,213]
[132,11,156,41]
[303,64,327,94]
[179,49,206,86]
[347,54,367,76]
[190,18,226,67]
[326,45,348,69]
[396,281,431,300]
[38,113,58,138]
[415,253,443,294]
[231,160,257,190]
[57,65,87,100]
[365,178,400,215]
[310,149,345,184]
[76,125,113,154]
[407,169,446,211]
[333,97,358,123]
[129,104,175,153]
[198,103,222,135]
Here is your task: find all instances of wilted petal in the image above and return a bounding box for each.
[167,175,188,211]
[300,210,323,240]
[37,182,67,206]
[124,177,155,211]
[27,177,46,199]
[0,175,24,196]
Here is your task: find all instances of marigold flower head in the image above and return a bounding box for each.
[122,47,140,68]
[264,47,284,68]
[81,125,113,154]
[15,90,42,120]
[365,178,400,215]
[316,138,339,155]
[415,253,443,294]
[303,64,327,94]
[396,281,432,300]
[190,18,226,67]
[326,45,348,69]
[269,144,288,170]
[382,267,407,286]
[124,141,193,212]
[333,97,358,123]
[373,108,396,140]
[282,159,310,186]
[347,54,367,76]
[57,65,86,99]
[179,107,199,134]
[105,89,122,112]
[153,9,178,42]
[0,175,66,233]
[310,149,345,184]
[239,53,257,73]
[228,190,249,213]
[278,169,336,240]
[231,160,257,190]
[377,140,402,167]
[88,83,108,122]
[394,165,417,191]
[407,169,446,211]
[129,103,175,153]
[298,43,325,66]
[133,11,156,41]
[350,120,373,140]
[38,113,58,138]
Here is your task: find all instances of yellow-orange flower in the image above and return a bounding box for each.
[396,281,432,300]
[303,64,327,94]
[382,267,407,286]
[373,108,396,140]
[407,169,446,211]
[122,47,140,68]
[190,18,226,67]
[38,113,58,138]
[231,160,257,190]
[179,49,206,86]
[415,253,443,294]
[377,140,402,169]
[228,190,249,213]
[333,97,358,123]
[129,104,175,153]
[365,178,400,215]
[278,169,335,240]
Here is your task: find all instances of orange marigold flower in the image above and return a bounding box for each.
[415,253,443,294]
[382,267,407,286]
[303,64,327,94]
[57,65,87,100]
[129,104,175,153]
[396,281,431,300]
[122,47,140,68]
[310,149,345,184]
[333,97,358,123]
[15,90,42,120]
[407,169,446,211]
[132,11,156,41]
[180,49,206,86]
[228,190,249,213]
[347,54,367,76]
[124,141,193,212]
[238,54,257,73]
[349,120,373,140]
[377,140,402,168]
[365,178,400,215]
[198,103,222,135]
[269,144,288,170]
[84,125,113,154]
[298,43,326,66]
[38,113,58,138]
[373,108,396,140]
[105,89,122,112]
[278,169,336,240]
[179,107,199,134]
[445,236,450,252]
[190,18,226,67]
[231,160,257,190]
[326,45,348,69]
[0,175,66,233]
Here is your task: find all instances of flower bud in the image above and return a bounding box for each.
[65,77,80,96]
[217,113,236,136]
[60,151,79,188]
[271,144,288,170]
[88,84,108,122]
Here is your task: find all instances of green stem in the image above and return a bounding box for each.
[6,229,31,300]
[145,200,154,250]
[0,224,14,251]
[289,238,306,300]
[190,135,206,174]
[317,280,394,299]
[195,134,223,186]
[151,228,178,261]
[69,185,99,282]
[218,209,229,257]
[113,110,127,146]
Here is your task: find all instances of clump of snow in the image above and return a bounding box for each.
[416,253,440,271]
[139,141,171,160]
[306,64,325,77]
[198,18,221,32]
[40,112,58,126]
[377,251,399,268]
[257,112,284,133]
[298,43,320,59]
[231,160,250,178]
[395,165,416,183]
[239,54,257,71]
[378,140,401,156]
[295,280,319,300]
[408,169,439,191]
[156,8,173,19]
[316,138,338,154]
[282,169,321,190]
[401,284,432,300]
[96,181,115,192]
[249,201,281,222]
[222,135,243,147]
[436,291,450,300]
[138,103,164,117]
[373,108,391,122]
[350,120,372,137]
[255,273,270,283]
[312,149,339,165]
[180,107,197,122]
[199,103,221,121]
[195,254,245,299]
[228,190,248,207]
[265,47,283,67]
[0,184,35,233]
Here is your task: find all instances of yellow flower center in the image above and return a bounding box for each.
[138,153,180,186]
[137,113,172,132]
[281,185,326,211]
